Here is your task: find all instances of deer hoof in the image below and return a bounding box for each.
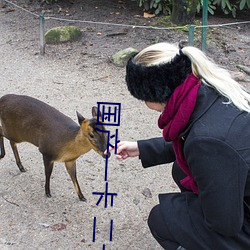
[79,196,87,202]
[46,193,52,198]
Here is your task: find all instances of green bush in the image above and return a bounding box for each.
[196,0,216,15]
[135,0,172,15]
[212,0,250,17]
[135,0,250,17]
[38,0,58,4]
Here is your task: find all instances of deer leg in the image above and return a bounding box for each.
[10,141,25,172]
[0,137,5,159]
[0,127,5,159]
[65,161,86,202]
[43,155,54,198]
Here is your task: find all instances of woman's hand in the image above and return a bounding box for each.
[105,141,139,160]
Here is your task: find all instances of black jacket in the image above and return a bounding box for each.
[138,84,250,249]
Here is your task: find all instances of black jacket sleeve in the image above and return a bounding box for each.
[137,137,176,168]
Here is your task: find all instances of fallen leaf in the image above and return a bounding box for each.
[51,223,67,231]
[39,223,50,228]
[143,12,155,18]
[142,187,152,198]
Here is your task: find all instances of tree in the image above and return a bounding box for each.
[171,0,199,25]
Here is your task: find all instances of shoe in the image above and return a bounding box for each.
[176,246,187,250]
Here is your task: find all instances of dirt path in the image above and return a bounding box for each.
[0,1,249,249]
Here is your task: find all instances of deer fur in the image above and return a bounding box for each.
[0,94,110,201]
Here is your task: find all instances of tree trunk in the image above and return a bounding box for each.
[171,0,198,25]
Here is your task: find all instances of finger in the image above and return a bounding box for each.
[115,142,129,155]
[104,146,115,154]
[105,141,127,155]
[115,154,123,160]
[115,153,128,160]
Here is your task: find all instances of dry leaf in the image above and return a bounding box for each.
[51,223,67,231]
[142,187,152,198]
[143,12,155,18]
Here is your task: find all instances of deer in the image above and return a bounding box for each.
[0,94,110,201]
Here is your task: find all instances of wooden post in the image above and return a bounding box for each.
[202,0,208,51]
[188,25,195,46]
[0,0,6,8]
[39,11,45,55]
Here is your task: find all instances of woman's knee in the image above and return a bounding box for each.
[148,204,169,242]
[148,204,161,232]
[148,205,179,249]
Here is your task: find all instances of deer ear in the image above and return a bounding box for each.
[76,111,85,125]
[92,106,102,118]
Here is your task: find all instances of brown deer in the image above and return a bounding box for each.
[0,94,110,201]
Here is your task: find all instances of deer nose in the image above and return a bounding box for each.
[103,152,111,158]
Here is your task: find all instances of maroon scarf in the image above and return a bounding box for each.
[158,73,201,194]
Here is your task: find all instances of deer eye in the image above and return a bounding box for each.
[89,133,94,139]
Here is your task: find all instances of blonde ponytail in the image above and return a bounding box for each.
[182,46,250,112]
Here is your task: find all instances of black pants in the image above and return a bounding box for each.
[148,162,188,250]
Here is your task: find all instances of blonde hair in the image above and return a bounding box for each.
[134,42,250,113]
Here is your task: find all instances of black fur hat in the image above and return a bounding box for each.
[125,52,192,103]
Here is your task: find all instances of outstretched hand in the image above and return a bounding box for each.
[105,141,139,160]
